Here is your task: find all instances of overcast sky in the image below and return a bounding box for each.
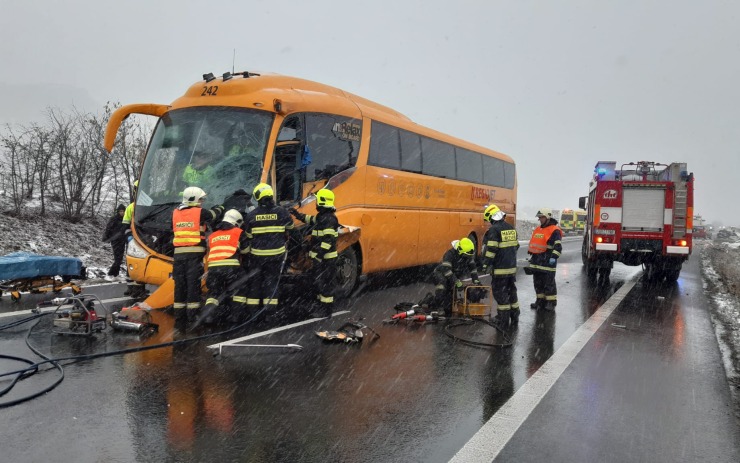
[1,0,738,225]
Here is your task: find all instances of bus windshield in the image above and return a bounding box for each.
[134,107,274,255]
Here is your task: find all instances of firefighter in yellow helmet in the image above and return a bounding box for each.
[429,237,481,317]
[242,183,294,317]
[290,188,339,318]
[528,208,563,311]
[172,186,224,328]
[481,204,520,328]
[204,209,250,325]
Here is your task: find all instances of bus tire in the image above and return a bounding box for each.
[335,246,359,299]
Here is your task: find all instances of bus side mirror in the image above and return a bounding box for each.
[578,196,586,209]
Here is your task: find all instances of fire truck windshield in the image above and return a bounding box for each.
[133,107,274,255]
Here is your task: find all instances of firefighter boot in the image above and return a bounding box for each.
[492,310,511,329]
[320,301,334,319]
[544,301,557,311]
[510,309,520,326]
[174,309,188,332]
[530,300,545,310]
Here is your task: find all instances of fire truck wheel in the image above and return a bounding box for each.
[664,268,681,282]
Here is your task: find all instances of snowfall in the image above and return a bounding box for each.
[1,202,738,411]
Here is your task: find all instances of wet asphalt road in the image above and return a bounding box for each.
[1,239,738,463]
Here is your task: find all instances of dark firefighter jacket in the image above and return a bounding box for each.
[293,208,339,261]
[482,220,519,277]
[244,201,294,258]
[528,218,563,272]
[433,248,480,286]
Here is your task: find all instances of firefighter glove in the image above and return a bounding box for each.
[549,257,557,266]
[289,208,300,218]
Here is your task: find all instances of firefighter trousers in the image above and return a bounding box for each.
[533,271,557,305]
[311,258,337,316]
[205,265,247,320]
[173,254,204,310]
[491,276,519,311]
[246,255,283,310]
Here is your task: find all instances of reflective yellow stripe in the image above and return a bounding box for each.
[232,296,247,303]
[251,246,286,256]
[545,295,558,301]
[512,302,520,309]
[308,251,318,259]
[530,264,556,272]
[313,228,338,237]
[205,298,219,305]
[186,302,201,309]
[485,251,496,258]
[498,304,511,310]
[320,242,331,250]
[265,299,278,305]
[173,302,186,309]
[319,295,334,303]
[493,267,517,275]
[247,298,261,305]
[252,226,286,234]
[499,241,519,248]
[486,241,500,248]
[208,259,240,267]
[174,246,206,254]
[323,251,337,259]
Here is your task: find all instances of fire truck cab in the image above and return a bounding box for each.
[579,161,693,282]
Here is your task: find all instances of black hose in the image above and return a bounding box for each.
[443,316,514,348]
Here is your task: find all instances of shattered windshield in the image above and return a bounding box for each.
[134,107,273,255]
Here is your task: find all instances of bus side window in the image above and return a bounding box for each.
[275,116,303,202]
[304,114,361,182]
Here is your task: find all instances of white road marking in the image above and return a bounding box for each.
[206,310,351,350]
[449,278,638,463]
[0,296,132,319]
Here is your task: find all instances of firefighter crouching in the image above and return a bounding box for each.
[528,208,563,311]
[429,238,481,317]
[204,209,250,324]
[172,186,224,327]
[290,188,339,318]
[243,183,294,316]
[481,204,520,328]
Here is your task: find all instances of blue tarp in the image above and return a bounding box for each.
[0,252,82,281]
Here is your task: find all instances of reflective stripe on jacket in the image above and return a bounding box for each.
[207,227,244,266]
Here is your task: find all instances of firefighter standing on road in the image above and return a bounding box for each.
[430,238,481,317]
[243,183,294,316]
[290,189,339,318]
[528,208,562,311]
[172,186,224,327]
[481,204,520,327]
[204,209,250,324]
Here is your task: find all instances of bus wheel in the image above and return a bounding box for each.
[335,246,359,299]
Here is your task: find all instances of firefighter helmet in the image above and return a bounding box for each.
[182,186,207,205]
[253,183,273,201]
[222,209,243,226]
[316,189,335,208]
[536,208,553,219]
[484,204,505,222]
[453,237,475,256]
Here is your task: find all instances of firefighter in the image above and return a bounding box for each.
[243,183,294,316]
[204,209,250,324]
[122,180,146,297]
[102,204,127,279]
[481,204,520,327]
[528,208,563,311]
[172,186,224,327]
[430,238,481,317]
[290,189,339,318]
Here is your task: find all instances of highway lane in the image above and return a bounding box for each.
[3,238,735,462]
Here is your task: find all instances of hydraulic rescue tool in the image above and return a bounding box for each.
[315,319,380,344]
[46,294,107,337]
[110,305,159,334]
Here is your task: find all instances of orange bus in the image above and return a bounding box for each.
[104,71,517,308]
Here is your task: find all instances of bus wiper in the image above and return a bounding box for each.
[138,202,180,224]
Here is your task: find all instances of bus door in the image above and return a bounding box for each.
[275,115,305,204]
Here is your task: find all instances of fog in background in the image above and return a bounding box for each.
[1,0,738,226]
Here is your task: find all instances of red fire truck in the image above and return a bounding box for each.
[579,161,693,282]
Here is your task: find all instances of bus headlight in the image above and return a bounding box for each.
[127,238,148,259]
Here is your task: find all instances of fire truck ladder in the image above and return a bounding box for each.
[672,182,688,238]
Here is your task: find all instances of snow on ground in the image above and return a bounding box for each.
[700,237,740,415]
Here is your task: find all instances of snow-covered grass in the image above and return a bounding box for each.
[700,238,740,419]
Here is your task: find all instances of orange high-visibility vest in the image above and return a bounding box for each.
[207,228,243,265]
[528,225,563,254]
[173,207,204,247]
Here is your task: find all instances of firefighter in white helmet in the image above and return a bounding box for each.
[527,208,563,311]
[203,209,250,324]
[242,183,294,317]
[481,204,520,328]
[172,186,224,328]
[290,188,340,318]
